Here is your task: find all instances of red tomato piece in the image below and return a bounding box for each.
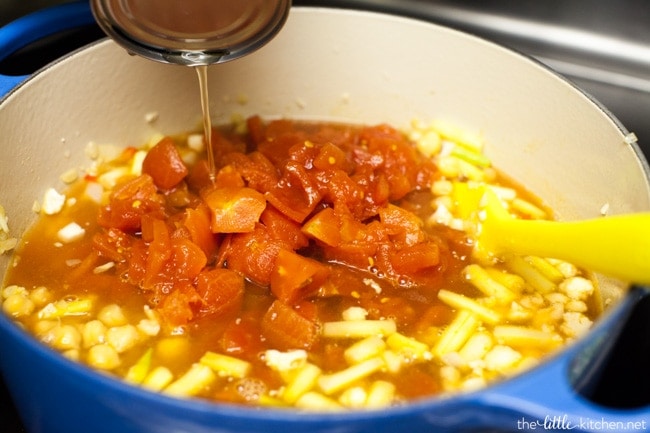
[182,205,217,258]
[260,206,309,250]
[391,242,441,275]
[196,268,244,317]
[142,137,189,190]
[301,207,341,247]
[203,187,267,233]
[97,174,164,232]
[220,317,264,359]
[158,283,202,327]
[265,161,322,223]
[92,227,132,263]
[270,249,330,303]
[168,237,207,281]
[261,300,319,350]
[379,204,425,246]
[224,224,284,286]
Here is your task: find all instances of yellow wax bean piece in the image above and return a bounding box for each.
[200,351,251,379]
[142,366,174,391]
[295,392,342,411]
[164,363,216,397]
[283,363,322,404]
[344,336,386,365]
[366,380,396,408]
[493,325,562,348]
[438,289,501,325]
[504,255,556,294]
[464,264,517,303]
[524,256,565,283]
[125,348,153,384]
[432,311,481,358]
[321,320,396,339]
[385,332,429,359]
[318,357,384,395]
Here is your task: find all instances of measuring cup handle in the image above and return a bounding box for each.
[478,286,649,432]
[0,1,95,97]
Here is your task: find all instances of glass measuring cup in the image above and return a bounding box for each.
[90,0,291,66]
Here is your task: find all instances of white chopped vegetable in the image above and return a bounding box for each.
[264,349,308,372]
[41,188,66,215]
[57,222,85,243]
[559,276,594,301]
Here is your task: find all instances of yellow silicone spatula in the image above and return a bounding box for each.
[476,189,650,285]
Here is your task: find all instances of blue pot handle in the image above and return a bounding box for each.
[473,286,650,432]
[0,1,95,97]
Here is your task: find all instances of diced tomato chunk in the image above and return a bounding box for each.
[391,242,441,275]
[142,137,189,190]
[182,205,217,257]
[203,187,267,233]
[270,249,330,303]
[379,204,425,246]
[97,174,164,232]
[224,225,284,285]
[158,283,202,327]
[260,206,309,250]
[265,161,322,223]
[301,207,341,247]
[196,268,244,317]
[220,317,264,359]
[261,300,319,350]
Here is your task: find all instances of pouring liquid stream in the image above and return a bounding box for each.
[196,65,217,183]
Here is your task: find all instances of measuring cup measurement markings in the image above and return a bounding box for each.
[90,0,292,179]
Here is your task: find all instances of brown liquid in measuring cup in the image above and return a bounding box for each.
[91,0,291,178]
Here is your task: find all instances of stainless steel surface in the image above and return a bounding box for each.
[1,2,648,432]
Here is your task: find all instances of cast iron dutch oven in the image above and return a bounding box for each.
[0,2,648,432]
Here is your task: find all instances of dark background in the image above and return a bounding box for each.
[1,1,649,432]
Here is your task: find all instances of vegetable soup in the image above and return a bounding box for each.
[1,117,597,410]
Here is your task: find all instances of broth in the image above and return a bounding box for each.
[1,117,597,410]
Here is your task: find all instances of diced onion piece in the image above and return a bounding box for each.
[84,182,104,204]
[41,188,66,215]
[57,222,85,243]
[264,349,308,372]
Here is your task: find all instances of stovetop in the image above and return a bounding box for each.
[1,1,649,432]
